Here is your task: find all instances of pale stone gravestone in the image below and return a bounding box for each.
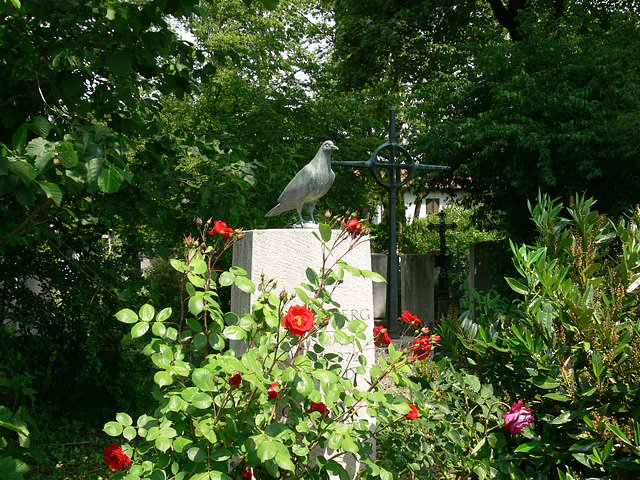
[230,228,376,479]
[370,253,387,320]
[400,253,435,328]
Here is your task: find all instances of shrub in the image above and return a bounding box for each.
[102,219,435,480]
[401,194,640,479]
[398,205,503,257]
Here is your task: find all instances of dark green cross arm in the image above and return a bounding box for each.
[332,107,450,337]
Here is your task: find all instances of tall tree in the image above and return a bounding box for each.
[333,0,640,235]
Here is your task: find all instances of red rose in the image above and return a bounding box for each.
[405,404,419,420]
[282,305,314,337]
[104,444,131,471]
[242,470,252,480]
[399,310,422,328]
[307,401,328,417]
[409,335,432,361]
[267,381,280,400]
[207,220,234,239]
[373,324,392,346]
[341,218,363,238]
[229,372,242,387]
[502,400,534,435]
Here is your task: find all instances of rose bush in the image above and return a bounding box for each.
[103,219,431,480]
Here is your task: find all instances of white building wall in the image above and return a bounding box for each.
[372,189,465,224]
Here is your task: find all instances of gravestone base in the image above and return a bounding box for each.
[230,229,376,479]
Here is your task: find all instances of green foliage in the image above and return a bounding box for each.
[103,222,429,479]
[399,205,504,256]
[397,194,640,478]
[334,0,640,237]
[0,376,38,480]
[413,5,640,236]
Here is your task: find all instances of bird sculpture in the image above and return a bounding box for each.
[265,140,338,227]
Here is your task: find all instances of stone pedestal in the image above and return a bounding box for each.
[400,253,435,328]
[230,229,376,479]
[231,229,374,327]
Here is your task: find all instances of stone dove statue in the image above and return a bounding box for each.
[265,140,338,227]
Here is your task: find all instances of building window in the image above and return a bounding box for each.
[426,198,440,214]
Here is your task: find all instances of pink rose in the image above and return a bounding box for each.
[502,400,534,435]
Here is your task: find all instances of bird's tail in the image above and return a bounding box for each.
[265,203,286,217]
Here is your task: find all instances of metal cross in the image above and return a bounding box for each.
[333,107,450,336]
[429,210,457,300]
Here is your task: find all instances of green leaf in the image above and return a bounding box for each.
[98,167,123,193]
[152,322,166,336]
[256,437,277,461]
[139,304,155,322]
[31,115,52,137]
[191,392,213,409]
[514,441,540,453]
[155,435,171,452]
[274,451,295,471]
[9,159,37,184]
[505,277,529,295]
[107,53,132,77]
[333,329,351,345]
[123,426,136,441]
[154,371,173,387]
[223,325,246,341]
[38,181,63,206]
[210,449,232,461]
[55,141,78,167]
[103,421,123,436]
[192,368,216,391]
[260,0,279,10]
[306,267,320,285]
[115,309,138,324]
[531,375,561,389]
[295,373,314,396]
[606,423,632,445]
[131,321,149,338]
[219,271,235,286]
[188,258,207,275]
[312,369,338,384]
[234,276,255,293]
[12,123,27,152]
[543,393,572,402]
[362,269,386,282]
[116,412,133,426]
[550,411,574,425]
[319,223,332,242]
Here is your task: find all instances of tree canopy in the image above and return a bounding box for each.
[333,0,640,235]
